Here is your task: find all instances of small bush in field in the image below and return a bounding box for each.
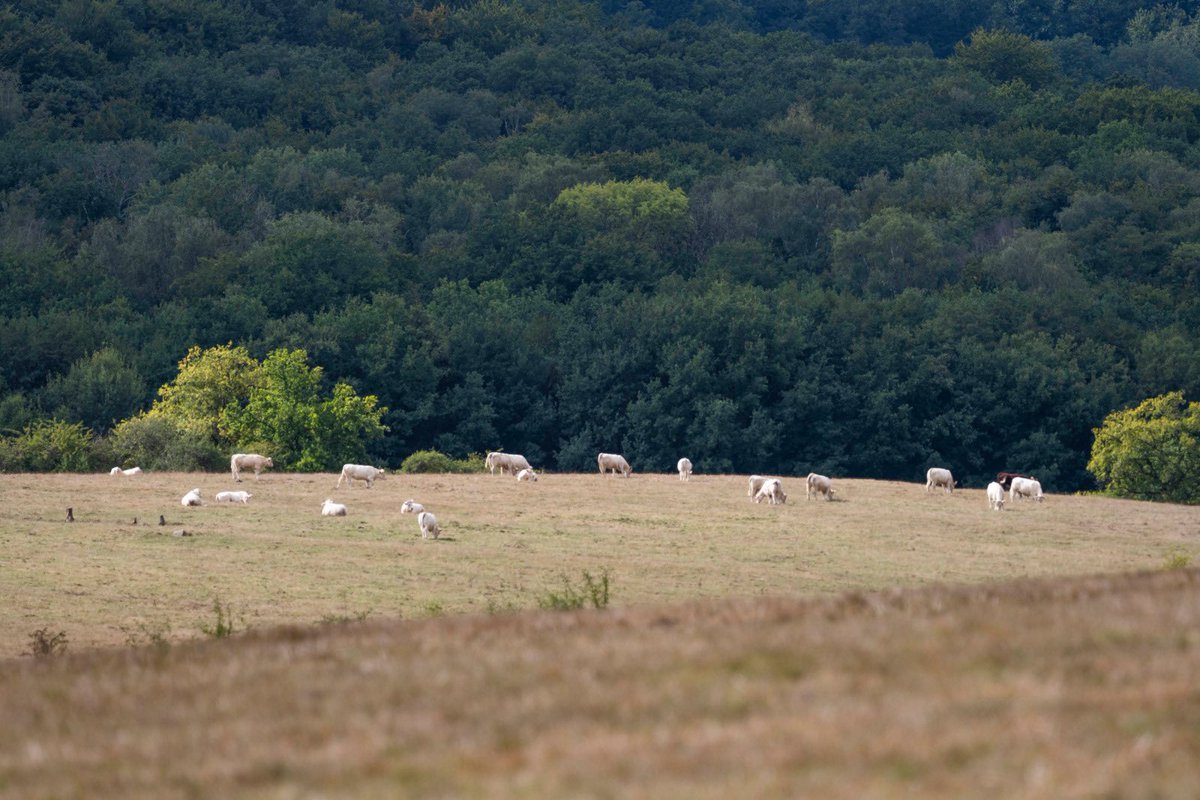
[399,450,485,474]
[1,421,98,472]
[199,599,241,639]
[537,569,611,611]
[1162,549,1193,570]
[25,628,69,658]
[121,620,172,653]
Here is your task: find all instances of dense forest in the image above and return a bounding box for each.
[4,0,1200,490]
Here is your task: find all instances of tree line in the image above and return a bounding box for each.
[4,0,1200,493]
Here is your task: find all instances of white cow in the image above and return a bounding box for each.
[215,490,252,504]
[1010,476,1044,503]
[400,499,425,514]
[418,510,440,539]
[321,498,348,517]
[755,478,787,505]
[181,488,202,507]
[926,467,955,494]
[516,468,538,482]
[598,452,632,477]
[986,481,1005,511]
[231,453,273,482]
[110,466,143,476]
[677,457,693,481]
[486,451,532,476]
[337,464,385,488]
[806,473,834,501]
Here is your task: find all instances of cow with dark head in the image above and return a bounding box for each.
[995,472,1034,491]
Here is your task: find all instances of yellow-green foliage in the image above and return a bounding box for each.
[146,343,261,445]
[0,420,96,472]
[129,345,386,471]
[553,178,689,237]
[1088,391,1200,503]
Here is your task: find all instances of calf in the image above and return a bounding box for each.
[321,498,348,517]
[231,453,273,482]
[337,464,385,489]
[755,479,787,505]
[747,475,771,498]
[215,490,252,504]
[806,473,834,501]
[677,457,693,481]
[986,481,1005,511]
[926,467,955,494]
[418,510,441,539]
[181,488,202,507]
[1009,477,1044,504]
[597,452,632,477]
[486,451,532,476]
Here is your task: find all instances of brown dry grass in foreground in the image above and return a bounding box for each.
[1,569,1198,798]
[1,471,1198,656]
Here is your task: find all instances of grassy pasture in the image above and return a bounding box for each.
[2,471,1200,797]
[0,470,1196,656]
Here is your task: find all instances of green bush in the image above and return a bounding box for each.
[109,415,225,472]
[0,420,99,472]
[399,449,486,474]
[1088,392,1200,504]
[199,599,241,639]
[536,569,611,611]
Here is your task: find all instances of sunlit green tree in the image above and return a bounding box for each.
[1088,392,1200,503]
[224,348,387,471]
[146,344,261,446]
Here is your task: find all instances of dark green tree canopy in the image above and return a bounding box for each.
[2,0,1200,488]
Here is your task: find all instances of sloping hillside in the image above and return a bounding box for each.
[6,0,1200,487]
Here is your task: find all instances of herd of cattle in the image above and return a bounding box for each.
[109,450,1046,538]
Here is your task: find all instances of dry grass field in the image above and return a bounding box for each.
[0,470,1197,655]
[1,470,1199,797]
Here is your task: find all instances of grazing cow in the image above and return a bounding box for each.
[337,464,385,489]
[486,451,532,476]
[755,478,787,505]
[1009,476,1044,504]
[321,498,348,517]
[986,481,1005,511]
[231,453,273,482]
[995,471,1034,491]
[418,510,440,539]
[806,473,834,501]
[748,475,769,498]
[400,499,425,514]
[677,457,693,481]
[181,488,202,507]
[215,490,252,504]
[516,468,538,482]
[926,467,955,494]
[111,466,143,476]
[597,452,632,477]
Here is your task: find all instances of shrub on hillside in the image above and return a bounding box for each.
[398,450,485,473]
[0,420,100,472]
[109,415,225,472]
